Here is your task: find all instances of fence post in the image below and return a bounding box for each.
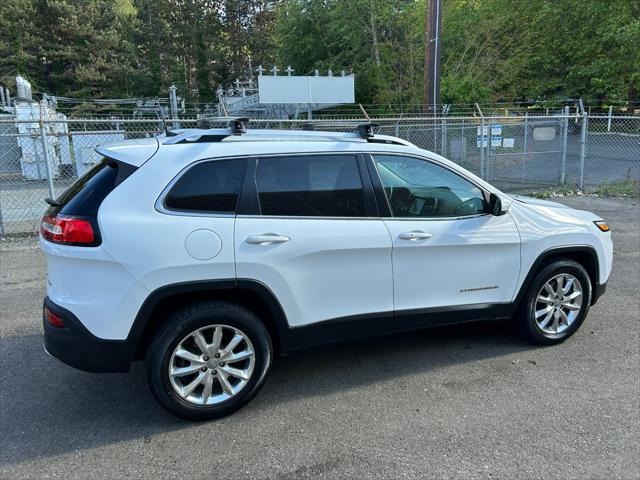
[169,85,179,129]
[480,116,485,179]
[0,197,5,236]
[578,99,587,190]
[607,105,613,132]
[39,103,56,200]
[476,103,485,179]
[441,116,446,156]
[560,106,569,185]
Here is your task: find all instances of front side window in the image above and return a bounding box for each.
[164,159,246,212]
[373,155,486,218]
[256,155,366,217]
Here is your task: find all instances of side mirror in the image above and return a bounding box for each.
[489,193,504,216]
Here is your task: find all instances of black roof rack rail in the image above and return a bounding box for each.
[356,122,379,139]
[230,117,249,135]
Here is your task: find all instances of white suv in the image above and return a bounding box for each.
[40,122,612,419]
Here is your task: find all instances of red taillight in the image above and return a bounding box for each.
[41,215,95,245]
[44,307,66,328]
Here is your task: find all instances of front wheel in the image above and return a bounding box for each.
[146,301,272,420]
[517,259,592,345]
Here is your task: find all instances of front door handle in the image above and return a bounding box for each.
[246,234,290,245]
[399,231,433,241]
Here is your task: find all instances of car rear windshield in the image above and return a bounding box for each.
[46,158,130,217]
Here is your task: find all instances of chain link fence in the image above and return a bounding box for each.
[0,112,638,234]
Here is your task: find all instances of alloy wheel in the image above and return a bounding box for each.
[168,324,256,406]
[534,273,583,335]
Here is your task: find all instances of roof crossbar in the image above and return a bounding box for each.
[163,117,250,144]
[160,119,418,147]
[300,121,380,139]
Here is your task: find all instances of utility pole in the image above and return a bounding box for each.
[423,0,443,115]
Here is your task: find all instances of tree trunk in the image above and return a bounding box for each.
[369,2,381,67]
[629,85,638,107]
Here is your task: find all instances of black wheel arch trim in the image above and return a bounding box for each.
[127,279,514,360]
[126,279,290,357]
[44,244,603,373]
[509,244,601,315]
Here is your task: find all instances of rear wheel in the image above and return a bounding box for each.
[146,301,272,420]
[517,259,592,345]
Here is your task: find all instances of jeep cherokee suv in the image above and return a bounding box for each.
[40,123,612,420]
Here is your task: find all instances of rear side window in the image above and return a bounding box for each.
[164,159,246,213]
[255,155,367,217]
[46,158,127,217]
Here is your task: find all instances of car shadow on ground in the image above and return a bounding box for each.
[0,319,537,466]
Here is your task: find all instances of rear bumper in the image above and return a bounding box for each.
[43,297,133,373]
[592,282,607,305]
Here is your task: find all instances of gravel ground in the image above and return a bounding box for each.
[1,196,638,479]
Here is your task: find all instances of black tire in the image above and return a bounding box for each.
[516,259,592,345]
[146,301,272,420]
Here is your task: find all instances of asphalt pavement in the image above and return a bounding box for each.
[1,196,638,479]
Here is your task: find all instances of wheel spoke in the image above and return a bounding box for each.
[536,305,553,319]
[223,349,253,363]
[539,310,554,329]
[182,371,206,397]
[564,290,582,302]
[220,365,249,381]
[201,374,214,404]
[174,348,202,363]
[544,284,556,298]
[537,294,553,304]
[563,302,581,311]
[217,370,234,396]
[193,331,210,355]
[171,364,203,377]
[220,334,243,356]
[211,326,223,353]
[562,277,574,294]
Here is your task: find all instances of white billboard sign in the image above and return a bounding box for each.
[258,75,355,104]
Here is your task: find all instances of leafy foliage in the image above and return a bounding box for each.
[0,0,637,105]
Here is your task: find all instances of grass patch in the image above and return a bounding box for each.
[590,179,640,198]
[522,179,640,199]
[524,188,578,199]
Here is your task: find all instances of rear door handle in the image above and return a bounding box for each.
[246,234,290,245]
[399,231,433,241]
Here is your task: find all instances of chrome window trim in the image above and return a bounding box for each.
[234,214,489,221]
[368,152,490,220]
[235,215,383,221]
[155,150,491,221]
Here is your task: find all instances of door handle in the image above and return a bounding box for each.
[246,234,290,245]
[399,231,433,241]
